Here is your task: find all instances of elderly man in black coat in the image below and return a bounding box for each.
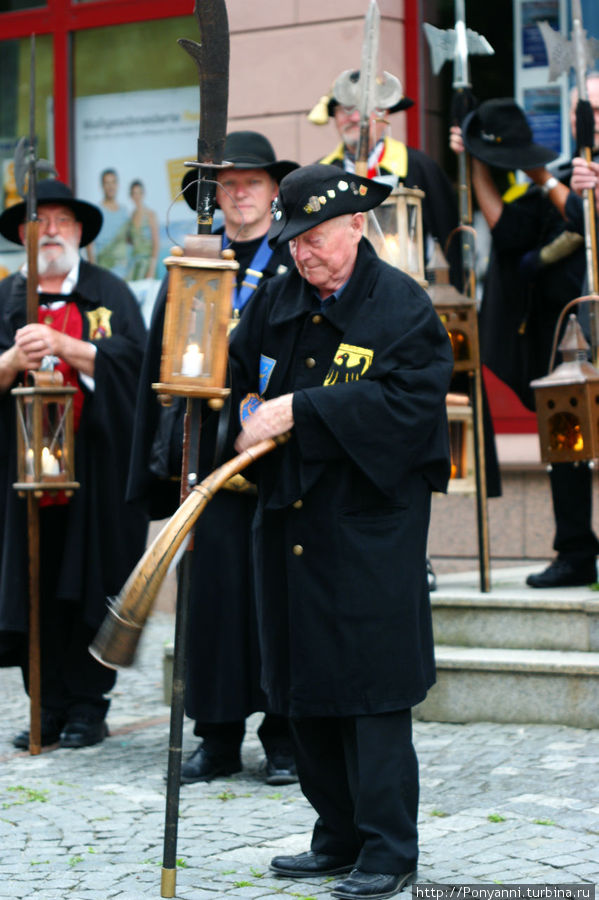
[0,179,147,750]
[228,164,453,900]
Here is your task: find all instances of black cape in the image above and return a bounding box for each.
[0,261,148,648]
[227,238,454,716]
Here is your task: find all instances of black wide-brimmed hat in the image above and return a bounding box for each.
[0,178,103,247]
[268,164,391,246]
[181,131,298,210]
[308,70,414,125]
[462,98,558,171]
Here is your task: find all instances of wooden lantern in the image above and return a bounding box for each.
[426,242,479,373]
[12,370,78,496]
[365,186,426,286]
[153,234,239,401]
[446,393,475,494]
[530,313,599,464]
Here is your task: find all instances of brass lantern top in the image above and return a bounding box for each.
[530,314,599,389]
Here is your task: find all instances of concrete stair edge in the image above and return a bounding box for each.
[434,645,599,675]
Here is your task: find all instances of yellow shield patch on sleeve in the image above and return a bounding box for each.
[324,343,374,385]
[86,307,113,340]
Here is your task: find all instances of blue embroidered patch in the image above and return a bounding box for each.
[259,354,276,395]
[239,393,263,423]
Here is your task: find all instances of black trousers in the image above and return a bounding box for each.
[550,462,599,564]
[290,710,418,875]
[194,713,293,757]
[20,507,116,721]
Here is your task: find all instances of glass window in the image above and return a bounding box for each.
[73,17,204,287]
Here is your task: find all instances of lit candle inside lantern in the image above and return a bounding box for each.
[41,446,60,476]
[383,234,401,265]
[181,343,204,377]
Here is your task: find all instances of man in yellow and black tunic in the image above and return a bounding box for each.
[0,179,147,749]
[311,71,462,288]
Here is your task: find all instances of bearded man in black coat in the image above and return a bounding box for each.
[228,164,453,900]
[0,179,147,749]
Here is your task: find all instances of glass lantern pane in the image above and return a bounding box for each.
[179,285,207,377]
[449,420,466,479]
[42,397,70,478]
[406,200,420,275]
[548,412,584,453]
[367,205,402,268]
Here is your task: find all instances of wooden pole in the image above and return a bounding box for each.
[27,492,42,755]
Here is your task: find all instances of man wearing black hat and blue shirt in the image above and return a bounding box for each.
[128,131,300,784]
[227,163,453,899]
[451,97,599,588]
[0,178,147,748]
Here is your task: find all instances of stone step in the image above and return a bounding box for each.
[431,590,599,652]
[414,645,599,729]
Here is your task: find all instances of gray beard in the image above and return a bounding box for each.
[37,240,80,278]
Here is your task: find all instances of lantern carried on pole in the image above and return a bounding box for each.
[531,304,599,465]
[154,237,237,405]
[12,370,78,496]
[365,187,427,287]
[423,0,495,592]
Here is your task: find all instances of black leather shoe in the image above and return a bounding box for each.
[180,744,241,784]
[263,752,298,785]
[13,712,65,750]
[526,557,597,588]
[59,719,108,749]
[270,850,356,878]
[331,868,417,899]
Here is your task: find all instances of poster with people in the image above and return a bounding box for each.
[74,85,200,322]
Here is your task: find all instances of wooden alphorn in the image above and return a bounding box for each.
[89,436,285,669]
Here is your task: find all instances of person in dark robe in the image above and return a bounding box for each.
[127,132,300,784]
[0,179,147,749]
[226,164,453,900]
[310,70,501,587]
[451,96,599,588]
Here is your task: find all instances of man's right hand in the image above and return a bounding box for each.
[571,156,599,194]
[449,125,464,156]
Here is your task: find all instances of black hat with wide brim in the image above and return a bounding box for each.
[462,98,558,171]
[0,178,103,247]
[267,163,391,246]
[181,130,299,210]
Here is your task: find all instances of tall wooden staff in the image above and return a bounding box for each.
[424,1,494,591]
[159,2,230,895]
[12,36,56,755]
[539,1,599,365]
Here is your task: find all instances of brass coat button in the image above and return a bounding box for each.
[312,314,323,324]
[292,499,303,509]
[305,357,316,369]
[292,544,304,556]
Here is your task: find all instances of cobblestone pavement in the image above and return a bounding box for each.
[1,611,597,899]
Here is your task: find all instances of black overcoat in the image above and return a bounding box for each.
[228,239,454,717]
[0,261,148,639]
